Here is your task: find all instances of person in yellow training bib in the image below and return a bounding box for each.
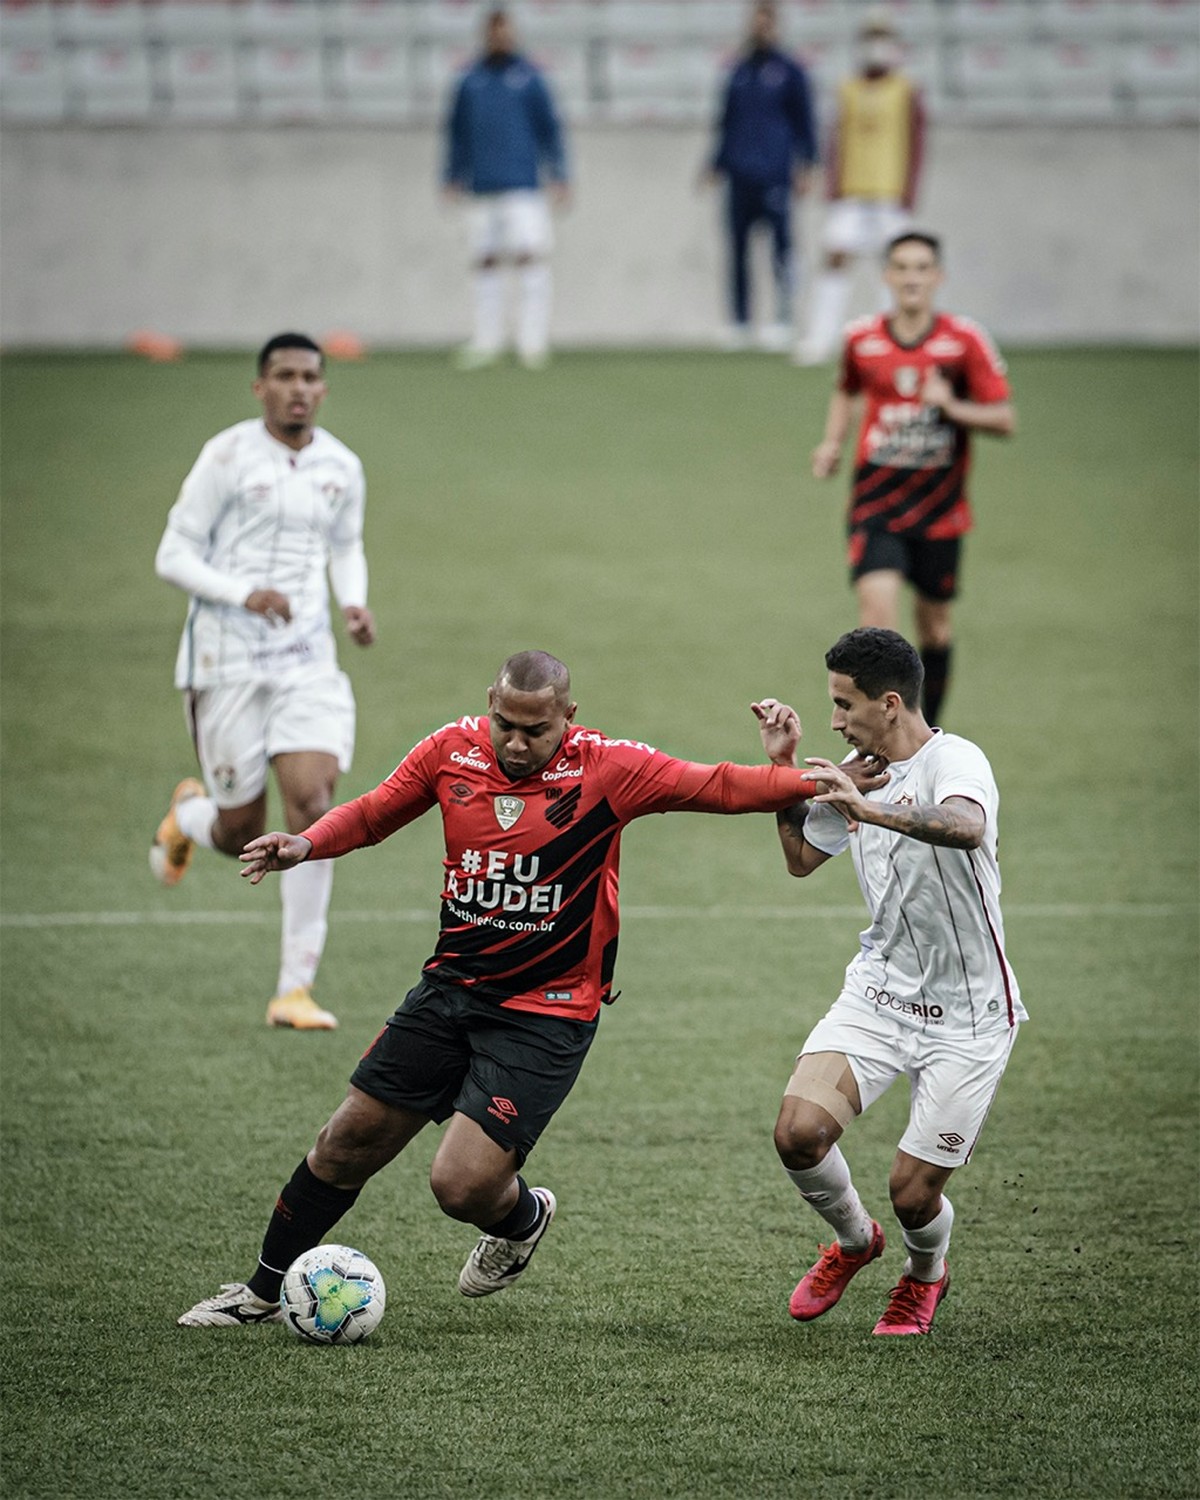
[796,9,925,366]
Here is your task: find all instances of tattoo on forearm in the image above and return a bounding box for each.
[776,802,809,839]
[872,801,982,848]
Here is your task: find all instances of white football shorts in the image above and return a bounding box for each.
[466,190,553,260]
[798,1000,1018,1168]
[187,668,356,808]
[821,198,911,258]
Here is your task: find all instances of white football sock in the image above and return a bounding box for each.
[175,793,217,850]
[516,260,551,359]
[785,1145,875,1252]
[902,1196,954,1282]
[802,268,852,360]
[276,859,333,996]
[471,265,505,353]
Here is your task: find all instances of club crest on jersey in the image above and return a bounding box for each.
[894,365,920,398]
[493,795,525,831]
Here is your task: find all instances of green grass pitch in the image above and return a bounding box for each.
[1,348,1196,1498]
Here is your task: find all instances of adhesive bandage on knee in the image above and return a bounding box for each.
[783,1052,860,1129]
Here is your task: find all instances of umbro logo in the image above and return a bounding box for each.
[544,785,582,828]
[936,1132,965,1154]
[449,781,473,805]
[487,1096,518,1124]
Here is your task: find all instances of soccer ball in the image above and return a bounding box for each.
[280,1244,386,1345]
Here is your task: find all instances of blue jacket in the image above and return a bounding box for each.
[444,53,568,194]
[712,47,818,186]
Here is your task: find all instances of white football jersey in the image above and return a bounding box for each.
[156,419,367,689]
[803,731,1025,1038]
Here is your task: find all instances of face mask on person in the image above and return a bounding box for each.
[860,38,900,72]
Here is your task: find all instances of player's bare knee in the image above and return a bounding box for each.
[308,1128,373,1189]
[778,1052,859,1166]
[774,1113,836,1170]
[428,1163,492,1223]
[285,787,333,832]
[212,810,264,857]
[889,1166,948,1227]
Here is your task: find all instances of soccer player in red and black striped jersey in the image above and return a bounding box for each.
[811,232,1015,725]
[178,650,885,1326]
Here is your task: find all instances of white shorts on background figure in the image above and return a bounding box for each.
[188,668,356,807]
[466,190,553,261]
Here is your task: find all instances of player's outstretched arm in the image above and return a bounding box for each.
[239,832,313,884]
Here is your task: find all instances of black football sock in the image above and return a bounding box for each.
[481,1177,541,1240]
[921,645,952,726]
[248,1158,361,1302]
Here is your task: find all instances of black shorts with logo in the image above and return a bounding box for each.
[350,976,598,1166]
[849,529,962,602]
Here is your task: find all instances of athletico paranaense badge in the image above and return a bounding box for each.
[894,365,920,397]
[494,795,525,831]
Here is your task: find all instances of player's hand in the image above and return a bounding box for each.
[549,181,572,210]
[751,698,802,766]
[342,605,376,646]
[239,832,313,884]
[921,367,955,413]
[802,757,878,821]
[841,751,889,793]
[811,439,842,479]
[245,589,292,625]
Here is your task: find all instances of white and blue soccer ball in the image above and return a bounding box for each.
[280,1244,386,1345]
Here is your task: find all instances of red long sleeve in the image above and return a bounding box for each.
[303,778,435,859]
[664,761,819,813]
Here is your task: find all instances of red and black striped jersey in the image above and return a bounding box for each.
[839,312,1010,539]
[302,715,818,1022]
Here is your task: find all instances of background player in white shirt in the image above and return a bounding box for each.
[752,627,1024,1336]
[152,333,376,1031]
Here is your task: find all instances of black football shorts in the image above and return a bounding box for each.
[849,528,962,601]
[350,975,598,1166]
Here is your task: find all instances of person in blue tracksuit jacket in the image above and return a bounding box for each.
[443,8,570,369]
[704,2,818,350]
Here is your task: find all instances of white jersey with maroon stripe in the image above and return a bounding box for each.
[156,419,367,690]
[802,731,1024,1039]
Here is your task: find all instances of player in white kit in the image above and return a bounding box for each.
[752,627,1024,1335]
[151,333,376,1031]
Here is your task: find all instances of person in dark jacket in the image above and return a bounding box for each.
[443,8,570,370]
[704,2,818,351]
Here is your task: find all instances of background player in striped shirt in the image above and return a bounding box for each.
[810,232,1016,725]
[796,7,924,366]
[151,333,375,1032]
[753,628,1024,1336]
[177,650,885,1328]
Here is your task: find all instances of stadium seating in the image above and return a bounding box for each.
[239,0,325,46]
[244,41,324,121]
[328,39,414,121]
[161,41,240,122]
[0,41,68,121]
[1033,37,1117,116]
[56,1,147,45]
[327,0,417,42]
[1120,37,1200,119]
[141,1,240,45]
[0,0,1195,127]
[949,37,1042,118]
[69,39,155,119]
